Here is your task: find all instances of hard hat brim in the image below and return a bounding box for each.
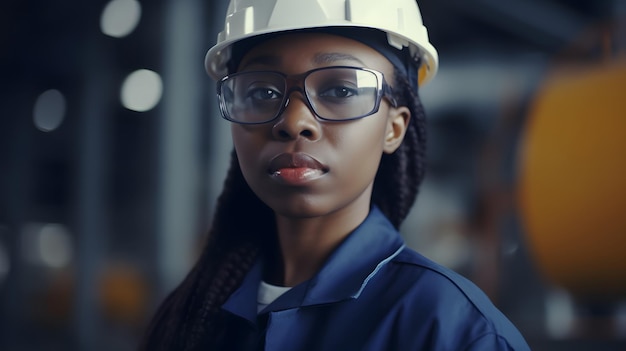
[205,24,438,85]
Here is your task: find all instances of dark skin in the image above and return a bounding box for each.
[231,33,411,287]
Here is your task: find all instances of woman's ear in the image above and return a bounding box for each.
[383,106,411,154]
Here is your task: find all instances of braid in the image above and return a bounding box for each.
[140,150,274,350]
[372,69,427,228]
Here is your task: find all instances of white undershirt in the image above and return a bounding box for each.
[257,281,292,313]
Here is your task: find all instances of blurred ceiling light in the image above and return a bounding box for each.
[22,223,73,269]
[100,0,142,38]
[33,89,66,132]
[121,69,163,112]
[545,289,574,339]
[38,223,73,269]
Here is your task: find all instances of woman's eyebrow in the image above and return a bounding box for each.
[240,52,365,69]
[313,52,365,65]
[239,55,281,69]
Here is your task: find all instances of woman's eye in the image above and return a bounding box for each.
[319,86,358,99]
[247,87,281,101]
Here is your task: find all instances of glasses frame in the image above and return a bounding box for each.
[216,66,398,125]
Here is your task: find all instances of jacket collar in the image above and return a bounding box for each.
[222,206,405,323]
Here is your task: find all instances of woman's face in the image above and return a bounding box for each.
[231,32,408,219]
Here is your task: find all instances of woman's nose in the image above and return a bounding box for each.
[271,92,321,141]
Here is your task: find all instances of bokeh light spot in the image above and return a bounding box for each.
[100,0,142,38]
[38,223,73,269]
[22,223,73,268]
[121,69,163,112]
[33,89,66,132]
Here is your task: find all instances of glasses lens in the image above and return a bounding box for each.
[305,67,379,120]
[220,72,286,124]
[218,67,383,123]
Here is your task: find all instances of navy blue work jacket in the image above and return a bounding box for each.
[221,207,530,350]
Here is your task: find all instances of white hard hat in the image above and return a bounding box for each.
[205,0,439,85]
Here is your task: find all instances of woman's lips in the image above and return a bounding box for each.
[268,152,329,185]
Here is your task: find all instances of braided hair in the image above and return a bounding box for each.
[373,70,427,228]
[140,66,427,350]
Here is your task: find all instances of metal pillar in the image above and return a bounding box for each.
[157,0,210,297]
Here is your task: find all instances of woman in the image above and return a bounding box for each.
[141,0,530,350]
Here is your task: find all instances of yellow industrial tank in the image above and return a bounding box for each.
[518,59,626,300]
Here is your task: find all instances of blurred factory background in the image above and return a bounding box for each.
[1,0,625,350]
